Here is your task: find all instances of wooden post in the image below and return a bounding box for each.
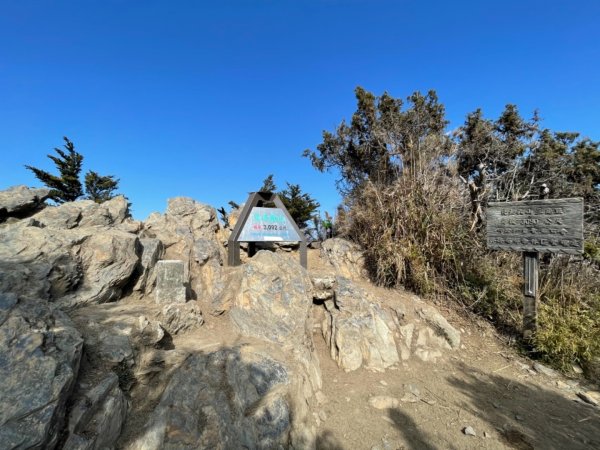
[522,251,539,341]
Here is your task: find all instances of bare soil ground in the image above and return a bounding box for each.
[72,248,600,450]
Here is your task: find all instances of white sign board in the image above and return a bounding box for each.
[238,207,302,242]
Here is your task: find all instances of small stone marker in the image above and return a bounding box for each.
[155,260,186,304]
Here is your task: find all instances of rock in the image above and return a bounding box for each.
[229,251,313,346]
[416,306,461,349]
[577,391,599,406]
[192,238,225,303]
[63,373,127,450]
[0,223,84,300]
[414,347,443,363]
[315,391,328,405]
[58,230,140,308]
[135,316,166,346]
[0,296,83,449]
[463,426,476,436]
[0,185,50,221]
[134,349,189,385]
[133,238,164,294]
[159,302,204,334]
[32,196,130,229]
[322,277,399,371]
[83,322,134,367]
[311,276,337,301]
[320,238,367,280]
[141,198,223,304]
[400,393,419,403]
[143,197,219,248]
[368,396,399,409]
[128,345,316,450]
[533,362,558,378]
[398,323,414,361]
[572,364,584,374]
[155,260,187,304]
[0,209,138,307]
[401,384,420,403]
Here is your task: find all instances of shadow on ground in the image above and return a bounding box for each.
[447,362,600,450]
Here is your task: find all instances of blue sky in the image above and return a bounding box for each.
[1,0,598,220]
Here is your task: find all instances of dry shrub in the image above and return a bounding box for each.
[346,171,600,373]
[536,256,600,371]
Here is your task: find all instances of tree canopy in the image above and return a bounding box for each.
[26,137,123,204]
[25,137,84,203]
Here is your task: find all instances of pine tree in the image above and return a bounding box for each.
[85,171,120,203]
[280,182,320,229]
[260,174,277,193]
[25,137,84,203]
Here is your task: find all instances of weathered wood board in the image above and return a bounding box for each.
[486,198,583,255]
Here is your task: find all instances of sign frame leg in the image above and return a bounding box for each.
[522,251,539,341]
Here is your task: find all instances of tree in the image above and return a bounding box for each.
[25,137,84,203]
[280,182,320,229]
[85,171,119,203]
[26,137,122,204]
[259,174,277,192]
[303,86,450,196]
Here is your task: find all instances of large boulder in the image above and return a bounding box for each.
[320,238,367,280]
[57,230,140,308]
[228,251,313,347]
[0,197,138,308]
[62,373,128,450]
[32,196,130,229]
[321,277,399,371]
[141,197,225,304]
[127,344,317,450]
[132,238,164,294]
[0,294,83,449]
[0,222,84,300]
[0,185,50,222]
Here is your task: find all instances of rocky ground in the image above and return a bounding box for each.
[1,185,599,450]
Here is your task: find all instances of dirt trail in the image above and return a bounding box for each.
[75,248,600,450]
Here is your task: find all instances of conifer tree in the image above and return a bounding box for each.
[25,137,84,203]
[85,171,120,203]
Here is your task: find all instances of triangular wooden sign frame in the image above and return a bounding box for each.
[227,191,307,268]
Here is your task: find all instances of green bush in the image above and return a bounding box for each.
[535,256,600,371]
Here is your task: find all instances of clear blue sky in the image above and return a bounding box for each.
[1,1,598,220]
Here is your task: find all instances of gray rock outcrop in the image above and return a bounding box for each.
[321,277,399,371]
[142,197,225,305]
[128,344,316,450]
[0,194,138,308]
[159,302,204,334]
[0,294,83,449]
[132,238,164,294]
[0,185,50,222]
[320,238,367,280]
[32,196,130,229]
[228,251,313,347]
[63,373,127,450]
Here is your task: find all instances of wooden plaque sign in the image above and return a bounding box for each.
[487,198,584,255]
[486,197,584,341]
